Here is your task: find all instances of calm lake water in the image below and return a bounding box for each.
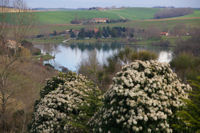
[35,43,173,72]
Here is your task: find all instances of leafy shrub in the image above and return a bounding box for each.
[171,53,200,81]
[174,30,200,57]
[113,48,158,64]
[30,72,102,133]
[171,30,200,81]
[89,60,191,133]
[176,77,200,132]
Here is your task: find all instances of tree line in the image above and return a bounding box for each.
[70,18,128,24]
[70,26,134,39]
[154,8,194,19]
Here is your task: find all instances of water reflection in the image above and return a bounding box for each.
[158,51,173,63]
[35,43,173,72]
[70,43,123,52]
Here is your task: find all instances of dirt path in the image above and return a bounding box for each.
[117,14,126,19]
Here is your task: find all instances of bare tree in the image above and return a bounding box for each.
[0,0,34,132]
[78,50,103,85]
[0,56,17,132]
[12,0,34,42]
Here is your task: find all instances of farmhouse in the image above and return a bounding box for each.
[160,32,169,36]
[72,30,80,36]
[94,28,99,33]
[91,18,109,23]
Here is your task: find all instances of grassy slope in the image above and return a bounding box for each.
[179,10,200,18]
[34,10,120,24]
[30,19,200,36]
[33,8,200,25]
[104,8,160,20]
[2,8,199,35]
[33,8,160,24]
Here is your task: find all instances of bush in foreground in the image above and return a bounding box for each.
[30,72,102,133]
[176,77,200,132]
[89,60,191,133]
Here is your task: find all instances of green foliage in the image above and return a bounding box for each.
[171,53,200,81]
[79,47,158,91]
[176,77,200,132]
[89,60,191,132]
[69,86,103,132]
[106,47,158,71]
[171,30,200,81]
[171,53,197,70]
[117,47,158,62]
[40,72,67,98]
[30,72,103,132]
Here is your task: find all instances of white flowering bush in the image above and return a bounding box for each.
[89,60,191,133]
[30,72,102,133]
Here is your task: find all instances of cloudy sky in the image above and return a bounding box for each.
[25,0,200,8]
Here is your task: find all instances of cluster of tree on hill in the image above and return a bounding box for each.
[70,26,134,39]
[154,8,194,19]
[153,6,175,8]
[35,30,67,38]
[108,19,128,23]
[70,18,128,24]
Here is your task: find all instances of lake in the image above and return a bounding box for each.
[35,43,173,72]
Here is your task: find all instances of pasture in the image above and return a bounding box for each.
[32,8,160,24]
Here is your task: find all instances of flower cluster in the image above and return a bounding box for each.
[89,60,191,133]
[30,72,102,133]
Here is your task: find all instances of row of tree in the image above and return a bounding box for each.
[154,8,194,19]
[69,26,134,39]
[70,18,128,24]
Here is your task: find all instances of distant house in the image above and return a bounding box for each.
[94,28,99,33]
[91,18,109,23]
[65,29,70,32]
[72,30,80,36]
[89,7,106,11]
[97,7,106,11]
[160,32,169,36]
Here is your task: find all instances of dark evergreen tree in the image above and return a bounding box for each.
[176,77,200,132]
[78,28,86,39]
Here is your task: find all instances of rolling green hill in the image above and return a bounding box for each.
[33,8,160,24]
[179,10,200,18]
[33,10,119,24]
[2,8,200,25]
[104,8,160,20]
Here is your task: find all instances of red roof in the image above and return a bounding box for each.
[160,32,168,35]
[92,18,108,21]
[94,28,99,33]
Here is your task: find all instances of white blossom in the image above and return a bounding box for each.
[89,60,191,133]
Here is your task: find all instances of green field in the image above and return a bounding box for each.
[34,10,119,24]
[2,7,200,26]
[33,8,160,24]
[32,8,200,25]
[104,8,160,20]
[179,9,200,18]
[2,7,200,37]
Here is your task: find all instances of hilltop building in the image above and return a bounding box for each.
[91,18,109,23]
[160,32,169,36]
